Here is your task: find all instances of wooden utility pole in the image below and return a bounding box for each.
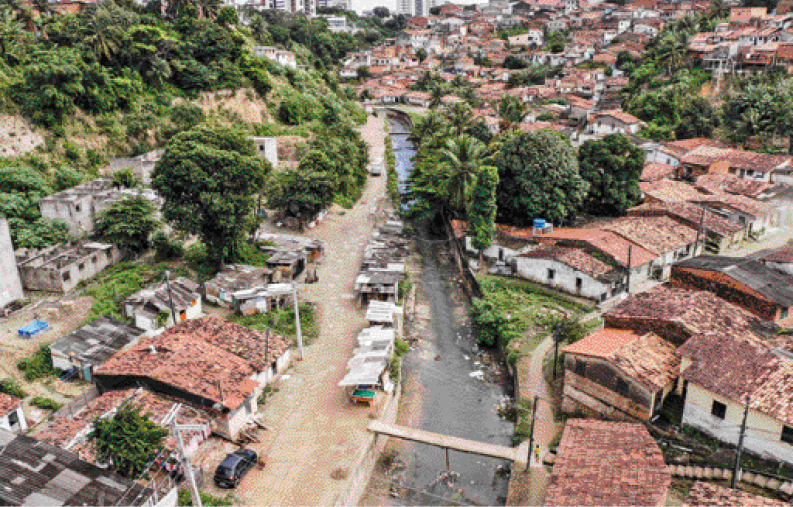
[625,245,633,294]
[526,393,539,469]
[731,395,751,489]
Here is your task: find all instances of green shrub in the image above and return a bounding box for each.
[178,489,233,506]
[0,379,27,399]
[30,396,63,411]
[153,232,184,261]
[17,345,57,381]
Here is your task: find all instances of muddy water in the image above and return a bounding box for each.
[369,116,514,506]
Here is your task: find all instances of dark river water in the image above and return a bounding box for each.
[381,115,514,506]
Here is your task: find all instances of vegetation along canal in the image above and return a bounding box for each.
[362,115,515,506]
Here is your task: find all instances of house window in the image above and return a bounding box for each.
[616,377,629,396]
[711,400,727,420]
[75,205,82,213]
[782,307,790,320]
[738,216,746,224]
[62,272,71,282]
[574,360,586,376]
[548,269,555,281]
[78,263,84,272]
[575,277,583,291]
[782,426,793,445]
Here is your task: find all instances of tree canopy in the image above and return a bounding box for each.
[494,130,588,226]
[151,126,270,266]
[266,151,338,225]
[89,404,169,479]
[578,134,644,216]
[95,195,159,253]
[468,165,498,257]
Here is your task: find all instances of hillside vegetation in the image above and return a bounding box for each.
[0,0,372,248]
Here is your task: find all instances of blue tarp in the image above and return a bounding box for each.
[18,320,49,338]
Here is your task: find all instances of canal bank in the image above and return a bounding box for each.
[359,115,516,506]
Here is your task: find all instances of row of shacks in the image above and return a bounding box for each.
[340,218,408,405]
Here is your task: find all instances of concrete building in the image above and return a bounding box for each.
[251,46,298,69]
[511,244,624,302]
[0,218,24,310]
[108,149,163,186]
[0,394,26,434]
[124,278,202,335]
[16,242,120,293]
[589,110,644,135]
[562,328,679,421]
[249,137,279,167]
[49,317,145,380]
[39,179,162,236]
[94,317,291,440]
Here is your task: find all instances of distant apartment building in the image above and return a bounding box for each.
[0,218,24,310]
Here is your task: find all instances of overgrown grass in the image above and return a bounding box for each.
[82,262,169,321]
[398,272,413,303]
[471,276,593,363]
[228,302,319,346]
[390,337,409,381]
[0,379,27,399]
[512,398,534,446]
[177,489,233,507]
[384,136,400,208]
[184,242,270,283]
[30,396,63,411]
[17,345,58,381]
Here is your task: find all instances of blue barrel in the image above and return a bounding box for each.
[534,219,546,229]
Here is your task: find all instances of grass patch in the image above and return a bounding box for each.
[82,262,170,321]
[384,136,400,208]
[398,272,413,303]
[0,379,27,399]
[228,302,319,346]
[177,489,233,506]
[257,384,279,407]
[390,337,409,381]
[472,275,593,363]
[30,396,63,411]
[17,345,58,381]
[512,398,534,446]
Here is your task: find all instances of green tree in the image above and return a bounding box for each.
[89,405,169,479]
[468,165,498,265]
[494,130,588,226]
[675,96,719,139]
[216,6,238,25]
[266,152,337,227]
[578,134,644,216]
[95,195,159,253]
[416,48,428,63]
[438,135,491,211]
[497,95,527,130]
[373,6,390,17]
[444,103,474,136]
[151,126,270,266]
[170,102,206,132]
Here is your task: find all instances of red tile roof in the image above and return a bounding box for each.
[601,216,698,255]
[0,392,21,415]
[640,178,705,203]
[684,481,786,506]
[591,109,642,125]
[521,244,616,279]
[564,329,680,390]
[96,317,287,410]
[761,244,793,264]
[695,173,772,197]
[641,162,676,182]
[626,202,744,238]
[538,228,657,267]
[544,419,671,506]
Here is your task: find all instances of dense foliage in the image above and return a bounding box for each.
[577,134,644,216]
[90,405,169,479]
[494,130,588,226]
[95,195,159,253]
[152,126,270,266]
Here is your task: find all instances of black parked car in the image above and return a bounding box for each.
[214,449,258,488]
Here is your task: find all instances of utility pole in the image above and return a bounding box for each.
[292,282,304,360]
[164,270,178,326]
[552,324,561,380]
[171,405,204,507]
[625,245,633,294]
[731,395,751,489]
[526,393,539,469]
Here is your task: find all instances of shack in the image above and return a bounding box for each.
[205,264,274,308]
[124,277,202,335]
[338,326,396,405]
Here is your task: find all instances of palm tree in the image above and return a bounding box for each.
[84,20,124,64]
[410,112,444,145]
[656,31,689,76]
[444,103,474,136]
[497,95,527,130]
[429,85,444,109]
[438,135,492,211]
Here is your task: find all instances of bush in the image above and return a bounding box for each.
[0,379,27,399]
[30,396,63,411]
[178,489,233,506]
[17,345,57,381]
[153,232,184,261]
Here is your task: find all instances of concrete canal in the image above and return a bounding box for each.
[359,115,514,506]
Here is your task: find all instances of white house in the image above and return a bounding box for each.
[589,110,644,135]
[511,244,624,302]
[249,136,279,167]
[0,393,26,434]
[124,277,202,335]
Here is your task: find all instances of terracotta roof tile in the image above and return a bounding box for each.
[760,244,793,264]
[684,481,786,506]
[0,392,21,415]
[544,419,671,506]
[565,329,680,390]
[641,162,677,182]
[640,178,705,203]
[521,244,616,279]
[591,109,642,125]
[538,228,657,267]
[601,216,698,255]
[627,202,744,237]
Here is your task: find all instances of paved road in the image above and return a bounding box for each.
[236,115,389,506]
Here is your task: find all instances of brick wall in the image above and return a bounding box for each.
[669,266,780,322]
